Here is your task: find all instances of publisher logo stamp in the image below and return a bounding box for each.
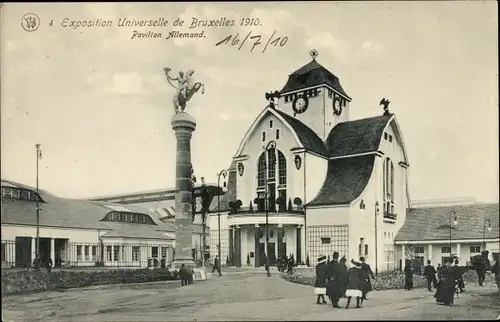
[21,13,40,32]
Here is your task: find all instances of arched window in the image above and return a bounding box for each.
[102,211,156,225]
[267,149,276,180]
[257,153,266,187]
[278,151,287,185]
[383,157,395,216]
[390,160,394,203]
[256,149,288,209]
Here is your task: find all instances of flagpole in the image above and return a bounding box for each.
[35,144,41,257]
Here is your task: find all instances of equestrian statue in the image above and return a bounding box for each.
[163,67,205,115]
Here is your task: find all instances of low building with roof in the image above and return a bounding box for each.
[88,182,220,265]
[394,202,499,270]
[207,51,410,271]
[1,179,209,269]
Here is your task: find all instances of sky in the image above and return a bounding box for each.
[1,1,498,203]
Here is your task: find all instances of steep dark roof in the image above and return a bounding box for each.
[275,109,328,156]
[394,203,500,242]
[209,168,236,213]
[280,59,350,99]
[325,114,392,157]
[307,155,376,206]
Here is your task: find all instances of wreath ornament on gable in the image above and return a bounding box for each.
[333,97,342,116]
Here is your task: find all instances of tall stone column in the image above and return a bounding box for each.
[228,225,234,266]
[254,225,260,268]
[171,112,196,269]
[296,225,302,263]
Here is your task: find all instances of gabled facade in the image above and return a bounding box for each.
[208,54,411,272]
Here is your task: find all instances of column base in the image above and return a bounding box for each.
[171,259,195,270]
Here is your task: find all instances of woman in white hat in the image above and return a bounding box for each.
[345,259,365,309]
[314,254,328,304]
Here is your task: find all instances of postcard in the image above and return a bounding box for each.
[1,2,498,321]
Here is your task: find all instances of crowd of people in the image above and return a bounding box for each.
[314,252,375,309]
[277,254,302,274]
[314,250,500,309]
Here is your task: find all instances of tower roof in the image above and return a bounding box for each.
[280,59,351,99]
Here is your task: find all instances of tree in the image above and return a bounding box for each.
[247,254,251,265]
[287,198,293,212]
[200,181,211,266]
[249,201,253,212]
[306,255,310,267]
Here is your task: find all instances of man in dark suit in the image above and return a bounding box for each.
[474,251,490,286]
[212,255,220,275]
[326,252,343,308]
[423,260,437,291]
[358,257,375,300]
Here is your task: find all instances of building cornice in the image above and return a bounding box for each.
[329,151,377,161]
[281,84,352,102]
[394,237,500,245]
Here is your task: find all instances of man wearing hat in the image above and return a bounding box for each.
[356,257,375,300]
[314,254,328,304]
[339,256,349,298]
[474,250,490,286]
[326,251,344,308]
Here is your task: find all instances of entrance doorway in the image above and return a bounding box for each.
[54,239,69,268]
[39,237,52,266]
[258,242,277,266]
[278,241,287,261]
[15,237,32,268]
[268,243,276,265]
[268,183,276,212]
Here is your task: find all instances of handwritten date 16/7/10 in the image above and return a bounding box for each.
[215,30,288,53]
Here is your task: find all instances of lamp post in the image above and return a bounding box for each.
[216,169,228,277]
[449,210,458,259]
[264,140,277,277]
[374,201,379,276]
[200,177,207,268]
[483,218,492,251]
[35,144,42,256]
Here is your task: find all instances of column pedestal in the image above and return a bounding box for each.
[296,225,302,263]
[228,225,234,266]
[31,237,36,265]
[50,238,55,262]
[171,112,196,270]
[254,225,260,268]
[235,226,242,267]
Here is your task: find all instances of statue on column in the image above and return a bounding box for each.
[163,67,205,115]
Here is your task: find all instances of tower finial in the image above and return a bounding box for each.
[265,91,281,109]
[309,49,318,60]
[380,98,391,115]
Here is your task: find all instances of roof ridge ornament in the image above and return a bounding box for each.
[265,90,281,109]
[380,98,391,115]
[309,49,318,60]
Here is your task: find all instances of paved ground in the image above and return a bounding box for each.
[2,272,499,321]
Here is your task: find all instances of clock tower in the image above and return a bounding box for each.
[278,50,352,140]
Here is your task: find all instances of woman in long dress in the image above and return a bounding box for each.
[314,255,328,304]
[345,260,365,309]
[434,259,456,306]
